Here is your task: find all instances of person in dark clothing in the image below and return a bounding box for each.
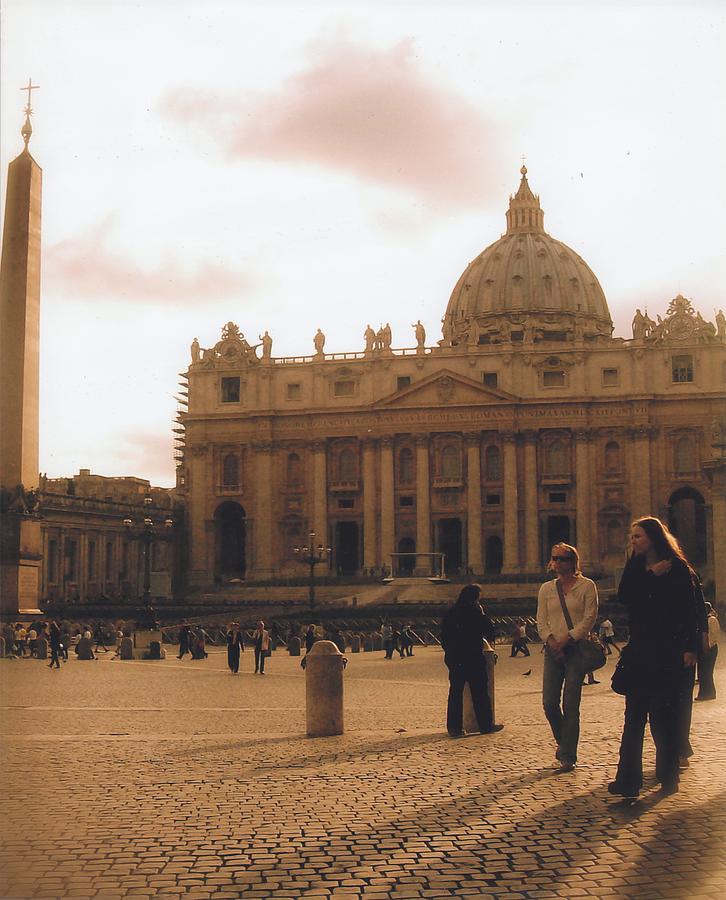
[226,623,244,674]
[608,517,700,799]
[304,625,316,654]
[441,584,503,736]
[48,622,62,669]
[93,623,109,652]
[177,624,192,659]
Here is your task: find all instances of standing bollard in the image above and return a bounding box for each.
[288,636,301,657]
[305,640,346,737]
[463,641,497,733]
[350,634,361,653]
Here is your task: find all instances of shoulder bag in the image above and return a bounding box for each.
[555,580,607,672]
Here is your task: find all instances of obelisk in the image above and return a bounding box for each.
[0,81,43,617]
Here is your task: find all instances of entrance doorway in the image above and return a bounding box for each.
[397,537,416,575]
[215,502,246,576]
[335,521,360,574]
[437,518,462,574]
[485,535,503,574]
[546,516,571,556]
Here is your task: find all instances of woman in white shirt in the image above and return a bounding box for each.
[536,542,599,772]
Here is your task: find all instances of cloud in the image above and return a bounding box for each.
[45,219,254,305]
[161,39,500,208]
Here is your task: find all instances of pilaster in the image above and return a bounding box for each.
[380,435,395,572]
[502,431,520,573]
[253,441,273,577]
[465,432,483,574]
[362,437,378,569]
[415,435,431,567]
[312,440,328,549]
[522,430,539,570]
[574,429,592,567]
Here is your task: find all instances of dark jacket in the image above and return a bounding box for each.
[617,555,700,690]
[441,601,495,667]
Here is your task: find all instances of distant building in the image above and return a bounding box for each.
[38,470,180,603]
[177,167,726,598]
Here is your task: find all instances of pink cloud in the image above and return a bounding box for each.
[45,220,253,304]
[162,40,500,208]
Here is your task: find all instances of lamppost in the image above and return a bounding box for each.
[123,497,173,609]
[294,531,331,611]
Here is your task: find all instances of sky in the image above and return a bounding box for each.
[1,0,725,488]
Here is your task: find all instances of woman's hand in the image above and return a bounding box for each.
[683,652,698,667]
[649,559,672,577]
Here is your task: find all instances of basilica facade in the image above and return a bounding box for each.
[178,169,726,597]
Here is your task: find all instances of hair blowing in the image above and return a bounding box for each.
[631,516,690,567]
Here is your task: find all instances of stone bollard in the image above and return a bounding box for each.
[36,637,48,659]
[120,637,134,660]
[363,636,373,652]
[350,634,361,653]
[288,636,301,657]
[0,636,5,657]
[463,642,497,733]
[305,640,346,737]
[372,634,383,651]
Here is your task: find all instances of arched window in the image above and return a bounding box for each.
[604,441,621,473]
[441,444,461,478]
[544,440,567,475]
[286,453,302,487]
[485,445,501,481]
[339,448,357,481]
[674,436,695,474]
[222,454,239,488]
[606,519,623,554]
[399,447,414,484]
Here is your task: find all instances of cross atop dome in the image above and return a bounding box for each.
[506,164,544,234]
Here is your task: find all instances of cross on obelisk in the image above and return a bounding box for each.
[20,78,39,146]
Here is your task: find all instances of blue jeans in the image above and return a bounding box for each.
[542,645,584,765]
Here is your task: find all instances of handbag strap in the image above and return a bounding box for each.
[555,579,575,632]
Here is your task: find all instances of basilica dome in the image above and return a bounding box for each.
[443,168,613,346]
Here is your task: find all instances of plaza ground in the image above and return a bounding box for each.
[1,643,724,899]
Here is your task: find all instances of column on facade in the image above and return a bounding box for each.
[711,462,726,607]
[415,435,431,571]
[574,429,592,567]
[380,435,395,574]
[630,426,653,519]
[465,432,483,574]
[522,430,539,571]
[311,440,328,549]
[254,441,273,577]
[362,437,378,570]
[502,432,520,573]
[188,444,210,578]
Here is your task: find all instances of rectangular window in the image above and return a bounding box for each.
[334,380,355,397]
[399,495,415,507]
[337,498,355,509]
[601,367,619,387]
[672,355,694,383]
[485,494,501,505]
[549,491,567,504]
[397,376,411,391]
[542,370,566,387]
[482,372,499,388]
[286,383,301,400]
[221,376,241,403]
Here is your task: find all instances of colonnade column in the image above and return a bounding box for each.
[415,435,431,572]
[253,441,273,577]
[574,429,592,568]
[523,430,539,571]
[630,425,654,518]
[502,431,520,574]
[710,461,726,607]
[188,443,210,581]
[311,440,328,550]
[362,437,378,570]
[465,432,483,574]
[380,435,395,574]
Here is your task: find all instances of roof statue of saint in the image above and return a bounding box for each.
[443,166,613,347]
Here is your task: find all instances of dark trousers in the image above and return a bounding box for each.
[178,642,190,659]
[446,658,493,734]
[254,648,265,673]
[615,688,680,792]
[227,645,240,673]
[511,639,530,657]
[49,647,61,668]
[697,645,718,700]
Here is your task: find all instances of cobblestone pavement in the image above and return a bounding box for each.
[1,645,724,899]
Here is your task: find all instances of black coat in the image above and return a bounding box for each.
[441,602,496,668]
[617,556,700,690]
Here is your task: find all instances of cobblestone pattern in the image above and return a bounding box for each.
[1,648,725,898]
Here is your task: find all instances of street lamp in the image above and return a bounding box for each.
[293,531,331,611]
[123,496,173,608]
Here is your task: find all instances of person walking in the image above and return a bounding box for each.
[401,625,415,657]
[226,622,244,675]
[253,620,270,674]
[695,602,720,701]
[598,617,620,655]
[608,517,700,799]
[441,584,503,736]
[510,620,531,657]
[47,622,62,669]
[304,625,316,655]
[381,622,394,659]
[93,622,109,653]
[536,542,599,773]
[177,623,192,659]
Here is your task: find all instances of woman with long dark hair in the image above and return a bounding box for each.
[608,516,700,798]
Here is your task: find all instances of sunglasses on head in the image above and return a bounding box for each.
[551,555,574,563]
